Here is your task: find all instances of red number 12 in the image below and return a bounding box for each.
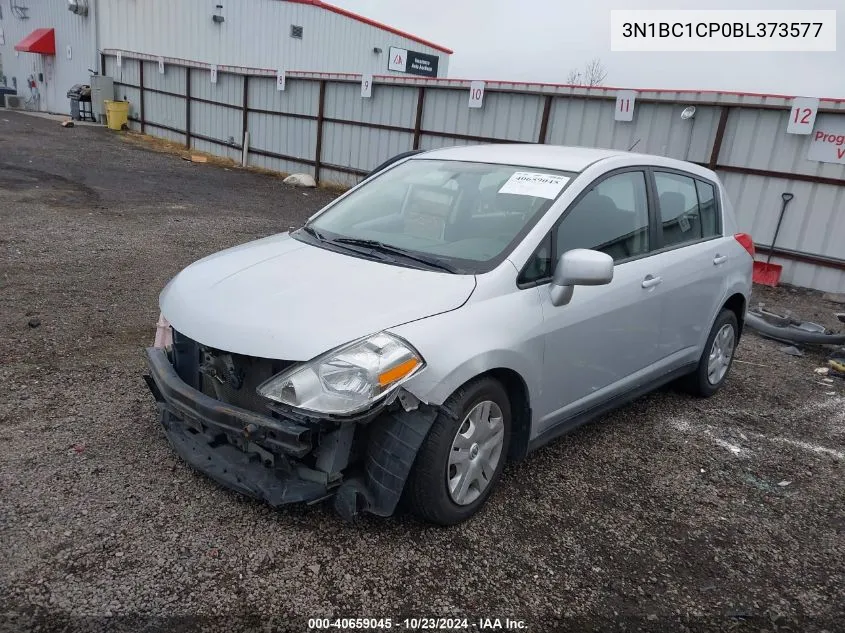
[793,107,812,124]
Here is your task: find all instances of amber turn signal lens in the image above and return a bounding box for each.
[377,358,421,387]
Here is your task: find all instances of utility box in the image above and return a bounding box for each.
[0,87,17,108]
[90,75,114,124]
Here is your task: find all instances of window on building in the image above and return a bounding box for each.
[290,25,303,39]
[555,171,650,262]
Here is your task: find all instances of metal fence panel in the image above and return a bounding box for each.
[720,171,845,291]
[423,89,543,142]
[144,91,186,136]
[321,123,412,173]
[324,82,418,128]
[143,61,186,96]
[719,110,845,180]
[190,101,243,147]
[191,69,244,108]
[319,168,360,189]
[247,112,316,163]
[547,99,720,164]
[249,153,315,178]
[107,57,141,89]
[419,135,477,151]
[192,139,242,163]
[249,77,319,116]
[721,172,843,259]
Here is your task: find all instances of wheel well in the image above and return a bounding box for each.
[485,368,531,462]
[723,293,747,337]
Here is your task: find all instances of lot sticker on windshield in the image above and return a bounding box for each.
[498,172,570,199]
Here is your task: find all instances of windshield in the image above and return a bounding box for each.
[301,159,575,274]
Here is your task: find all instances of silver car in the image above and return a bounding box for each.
[144,144,754,525]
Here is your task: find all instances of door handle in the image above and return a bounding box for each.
[641,275,663,288]
[713,254,728,265]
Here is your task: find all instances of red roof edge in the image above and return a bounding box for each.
[284,0,453,54]
[15,28,56,55]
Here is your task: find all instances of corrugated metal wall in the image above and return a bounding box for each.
[98,0,449,78]
[101,50,845,293]
[0,1,96,113]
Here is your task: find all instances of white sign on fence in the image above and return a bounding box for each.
[158,57,165,74]
[116,52,122,68]
[361,73,373,98]
[276,70,286,91]
[786,97,819,135]
[469,81,485,109]
[210,65,218,84]
[615,90,636,121]
[806,115,845,165]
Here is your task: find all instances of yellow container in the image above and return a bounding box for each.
[104,100,129,131]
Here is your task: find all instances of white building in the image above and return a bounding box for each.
[0,0,451,113]
[0,1,98,113]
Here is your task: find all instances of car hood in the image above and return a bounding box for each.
[159,232,476,360]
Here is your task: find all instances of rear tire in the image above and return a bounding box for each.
[405,378,511,525]
[681,309,739,397]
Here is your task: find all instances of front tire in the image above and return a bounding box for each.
[405,378,511,525]
[682,309,739,397]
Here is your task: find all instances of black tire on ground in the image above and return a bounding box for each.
[681,308,739,397]
[404,377,511,525]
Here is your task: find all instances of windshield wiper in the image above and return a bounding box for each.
[329,237,458,273]
[300,224,326,241]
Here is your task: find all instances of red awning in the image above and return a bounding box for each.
[15,28,56,55]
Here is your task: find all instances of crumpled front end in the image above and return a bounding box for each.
[143,328,438,519]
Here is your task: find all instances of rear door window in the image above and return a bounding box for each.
[655,171,721,247]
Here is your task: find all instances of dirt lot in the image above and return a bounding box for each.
[1,112,843,633]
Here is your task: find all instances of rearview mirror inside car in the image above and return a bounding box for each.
[549,249,614,307]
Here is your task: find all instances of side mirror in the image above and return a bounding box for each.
[549,249,614,306]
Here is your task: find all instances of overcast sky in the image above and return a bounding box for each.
[335,0,844,98]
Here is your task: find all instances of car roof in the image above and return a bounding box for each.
[413,144,707,176]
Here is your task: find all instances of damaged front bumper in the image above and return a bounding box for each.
[143,346,437,519]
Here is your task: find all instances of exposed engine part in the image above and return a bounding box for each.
[199,350,244,389]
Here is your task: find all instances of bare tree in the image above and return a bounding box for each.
[583,58,608,86]
[566,58,608,86]
[565,69,582,85]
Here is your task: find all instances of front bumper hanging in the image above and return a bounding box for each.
[143,347,439,518]
[144,347,327,505]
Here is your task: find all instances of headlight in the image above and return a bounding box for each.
[256,332,424,415]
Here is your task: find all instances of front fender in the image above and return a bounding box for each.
[388,279,545,412]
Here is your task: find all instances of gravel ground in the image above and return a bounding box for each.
[1,112,843,633]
